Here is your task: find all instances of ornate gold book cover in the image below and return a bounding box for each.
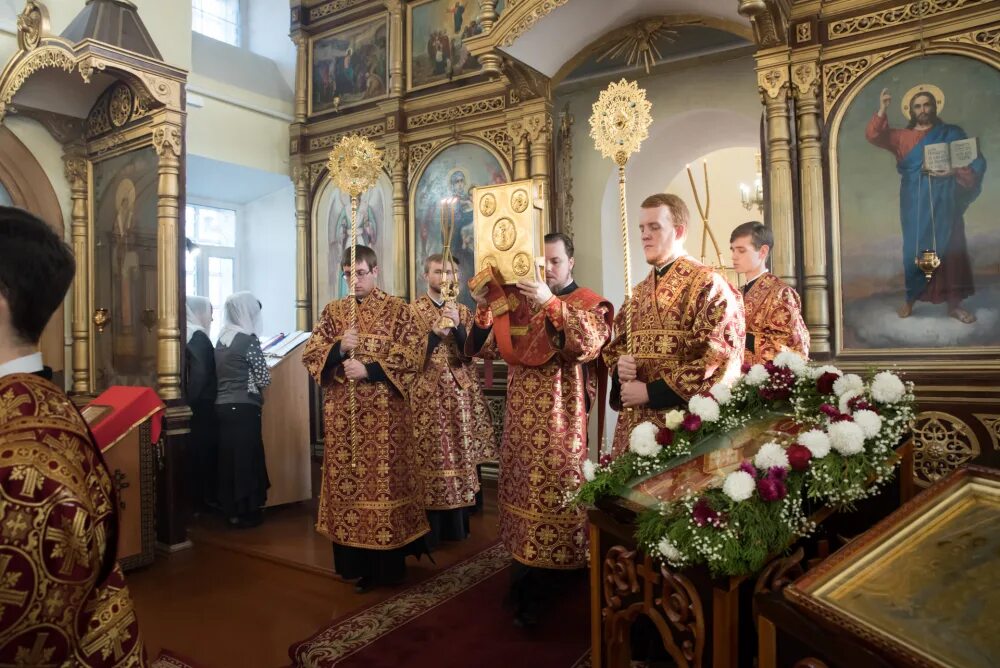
[471,178,546,285]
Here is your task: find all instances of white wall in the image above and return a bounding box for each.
[239,184,296,336]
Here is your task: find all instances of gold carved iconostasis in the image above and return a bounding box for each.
[745,0,1000,486]
[291,0,547,444]
[0,0,192,546]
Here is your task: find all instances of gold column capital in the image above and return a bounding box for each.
[757,66,790,101]
[152,124,182,158]
[790,61,820,99]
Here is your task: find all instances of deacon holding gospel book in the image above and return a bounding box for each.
[865,85,986,324]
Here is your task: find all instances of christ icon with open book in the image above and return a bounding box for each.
[866,84,987,324]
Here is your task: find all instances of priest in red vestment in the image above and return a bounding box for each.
[729,221,809,366]
[410,254,495,545]
[468,233,612,627]
[606,194,745,456]
[302,245,429,592]
[0,206,146,666]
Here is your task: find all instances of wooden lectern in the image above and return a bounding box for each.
[261,332,313,506]
[82,386,165,571]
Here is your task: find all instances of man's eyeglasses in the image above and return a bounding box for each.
[342,269,371,280]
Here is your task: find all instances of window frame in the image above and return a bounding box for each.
[185,200,240,341]
[191,0,244,47]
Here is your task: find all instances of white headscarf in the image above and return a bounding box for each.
[186,296,213,343]
[218,291,262,347]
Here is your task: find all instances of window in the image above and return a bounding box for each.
[192,0,240,46]
[186,204,237,341]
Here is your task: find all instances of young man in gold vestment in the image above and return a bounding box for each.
[0,207,146,666]
[730,221,810,366]
[302,245,430,592]
[410,254,495,546]
[468,233,612,627]
[606,194,745,456]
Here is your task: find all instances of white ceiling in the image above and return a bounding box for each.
[186,154,291,205]
[501,0,750,77]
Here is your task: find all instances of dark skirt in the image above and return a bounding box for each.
[188,400,219,510]
[216,403,269,518]
[333,535,431,586]
[426,507,471,549]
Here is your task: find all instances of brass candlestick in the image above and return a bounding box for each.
[327,135,383,468]
[589,79,652,353]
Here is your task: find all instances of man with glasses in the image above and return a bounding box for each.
[303,245,430,592]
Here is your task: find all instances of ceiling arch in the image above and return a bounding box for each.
[499,0,751,78]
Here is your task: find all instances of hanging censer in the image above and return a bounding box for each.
[915,171,941,281]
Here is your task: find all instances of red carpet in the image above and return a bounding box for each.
[288,543,591,667]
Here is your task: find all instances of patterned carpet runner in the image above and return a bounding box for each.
[288,542,590,667]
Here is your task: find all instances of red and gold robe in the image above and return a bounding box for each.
[0,373,146,667]
[469,285,612,569]
[302,289,429,550]
[410,296,496,510]
[742,272,809,366]
[604,257,745,456]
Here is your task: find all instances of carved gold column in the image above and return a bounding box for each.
[63,150,90,394]
[758,64,795,288]
[293,32,308,123]
[152,119,183,401]
[792,60,830,355]
[292,162,311,329]
[387,0,404,97]
[385,144,408,294]
[480,0,497,32]
[507,119,530,181]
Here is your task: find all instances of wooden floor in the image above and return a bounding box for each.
[128,481,499,668]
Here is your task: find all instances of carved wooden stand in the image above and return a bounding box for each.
[589,442,913,668]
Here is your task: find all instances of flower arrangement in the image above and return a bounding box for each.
[576,352,915,578]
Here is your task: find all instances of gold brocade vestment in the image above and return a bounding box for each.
[302,289,429,550]
[470,287,612,569]
[604,257,745,456]
[0,374,146,667]
[742,272,810,366]
[410,297,496,510]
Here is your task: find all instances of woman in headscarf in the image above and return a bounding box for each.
[215,292,271,528]
[185,296,218,512]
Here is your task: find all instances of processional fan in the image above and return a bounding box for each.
[326,135,383,467]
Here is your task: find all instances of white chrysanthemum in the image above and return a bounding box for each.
[799,429,831,458]
[688,395,720,422]
[629,421,662,457]
[838,389,863,414]
[709,383,732,406]
[723,470,756,502]
[854,410,883,439]
[754,442,790,470]
[871,371,906,404]
[833,373,864,398]
[808,364,842,380]
[582,459,597,482]
[745,364,769,386]
[774,350,808,376]
[828,420,865,456]
[657,537,683,562]
[663,409,685,430]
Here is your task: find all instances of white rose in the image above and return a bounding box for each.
[754,442,790,470]
[829,421,865,456]
[853,410,883,439]
[629,421,662,458]
[582,459,597,482]
[745,364,769,386]
[723,470,756,502]
[870,371,906,404]
[709,383,732,406]
[833,373,864,398]
[688,395,721,423]
[663,409,685,430]
[799,429,831,458]
[774,350,808,376]
[657,537,683,562]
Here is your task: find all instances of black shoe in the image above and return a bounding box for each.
[354,576,374,594]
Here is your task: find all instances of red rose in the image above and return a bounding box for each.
[655,427,674,446]
[757,476,788,502]
[816,371,840,395]
[786,444,812,471]
[681,414,702,432]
